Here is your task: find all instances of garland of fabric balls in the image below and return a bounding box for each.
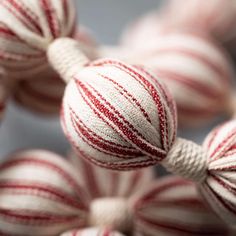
[0,0,236,235]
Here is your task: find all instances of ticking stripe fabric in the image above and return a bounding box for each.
[124,32,233,126]
[0,0,76,79]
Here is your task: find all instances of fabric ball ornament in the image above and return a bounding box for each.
[164,0,236,45]
[61,228,125,236]
[12,67,65,115]
[0,149,232,235]
[61,58,177,170]
[0,0,76,79]
[124,32,233,126]
[11,26,97,116]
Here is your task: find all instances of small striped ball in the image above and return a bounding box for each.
[61,227,125,236]
[13,67,65,115]
[127,32,233,126]
[133,176,231,236]
[201,120,236,225]
[69,151,154,201]
[0,150,88,236]
[62,59,177,170]
[12,27,97,116]
[0,0,76,79]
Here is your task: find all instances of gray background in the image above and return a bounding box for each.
[0,0,221,159]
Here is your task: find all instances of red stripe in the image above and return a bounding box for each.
[6,0,42,34]
[40,0,59,38]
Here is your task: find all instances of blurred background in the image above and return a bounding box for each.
[0,0,221,158]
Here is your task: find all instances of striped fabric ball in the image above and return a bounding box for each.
[164,0,236,45]
[201,120,236,225]
[62,59,177,170]
[12,27,96,116]
[61,227,125,236]
[0,0,76,79]
[69,151,154,200]
[126,32,233,125]
[0,150,88,236]
[132,176,231,236]
[13,67,65,115]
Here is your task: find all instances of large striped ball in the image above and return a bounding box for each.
[62,59,177,170]
[69,151,154,200]
[0,150,88,236]
[127,32,233,126]
[0,0,76,79]
[61,227,125,236]
[201,120,236,225]
[132,176,231,236]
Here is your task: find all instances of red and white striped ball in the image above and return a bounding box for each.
[127,32,233,126]
[164,0,236,45]
[121,11,168,51]
[61,227,125,236]
[202,120,236,225]
[69,151,154,200]
[0,0,76,79]
[13,67,65,115]
[62,59,177,170]
[133,176,231,236]
[12,27,97,116]
[0,150,88,236]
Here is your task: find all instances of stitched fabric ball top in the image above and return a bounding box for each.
[0,0,76,79]
[62,59,177,170]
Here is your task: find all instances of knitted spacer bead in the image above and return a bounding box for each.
[47,38,90,83]
[89,198,133,233]
[163,138,208,182]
